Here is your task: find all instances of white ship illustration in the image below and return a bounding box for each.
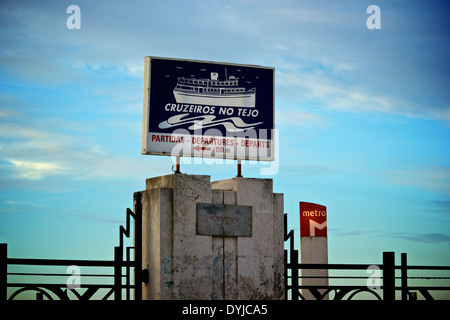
[173,71,256,108]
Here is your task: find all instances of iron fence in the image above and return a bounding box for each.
[284,214,450,300]
[0,192,144,301]
[1,209,448,300]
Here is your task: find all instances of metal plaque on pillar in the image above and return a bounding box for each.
[196,203,252,237]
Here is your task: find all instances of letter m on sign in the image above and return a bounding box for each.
[299,202,327,237]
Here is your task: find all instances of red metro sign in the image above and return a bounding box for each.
[299,202,327,237]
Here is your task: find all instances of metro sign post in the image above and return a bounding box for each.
[299,202,329,300]
[142,56,275,163]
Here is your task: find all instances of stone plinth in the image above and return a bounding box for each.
[136,174,284,300]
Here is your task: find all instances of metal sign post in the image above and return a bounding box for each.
[237,160,242,177]
[299,201,329,300]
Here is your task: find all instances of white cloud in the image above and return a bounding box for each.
[386,165,450,197]
[0,114,166,186]
[277,68,398,115]
[0,108,21,118]
[276,109,329,128]
[387,232,450,244]
[8,159,67,180]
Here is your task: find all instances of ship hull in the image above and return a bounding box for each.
[173,89,256,108]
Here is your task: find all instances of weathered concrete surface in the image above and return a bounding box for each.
[301,236,329,300]
[137,174,284,300]
[212,177,284,300]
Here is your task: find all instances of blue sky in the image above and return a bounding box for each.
[0,0,449,270]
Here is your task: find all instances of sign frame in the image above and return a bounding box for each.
[142,56,275,161]
[299,202,327,237]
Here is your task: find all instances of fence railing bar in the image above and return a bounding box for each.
[286,263,381,270]
[405,276,450,280]
[397,286,450,290]
[6,283,134,289]
[295,285,381,289]
[289,274,450,280]
[398,265,450,271]
[7,272,120,277]
[295,276,375,279]
[133,192,143,301]
[1,243,6,301]
[285,263,450,271]
[6,258,124,267]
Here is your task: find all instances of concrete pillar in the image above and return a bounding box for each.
[212,177,284,300]
[300,237,328,300]
[137,174,284,300]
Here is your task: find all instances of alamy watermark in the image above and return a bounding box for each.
[66,5,81,30]
[366,265,381,290]
[165,128,280,176]
[66,4,381,31]
[366,5,381,30]
[66,265,81,290]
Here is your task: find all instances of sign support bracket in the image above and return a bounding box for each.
[237,160,242,177]
[175,156,181,174]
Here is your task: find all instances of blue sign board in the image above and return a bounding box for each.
[142,56,274,161]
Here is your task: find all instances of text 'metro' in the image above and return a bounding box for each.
[299,202,327,237]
